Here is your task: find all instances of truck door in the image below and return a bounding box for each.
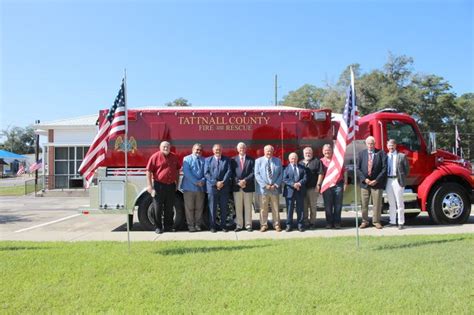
[281,122,297,163]
[383,120,433,186]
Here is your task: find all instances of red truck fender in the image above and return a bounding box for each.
[417,164,473,212]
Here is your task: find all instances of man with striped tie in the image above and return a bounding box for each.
[254,145,283,232]
[356,136,387,229]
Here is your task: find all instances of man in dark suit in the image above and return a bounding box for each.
[356,136,387,229]
[386,139,410,229]
[283,152,307,232]
[204,144,231,233]
[231,142,255,232]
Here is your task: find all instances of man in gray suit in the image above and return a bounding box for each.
[386,139,410,229]
[255,145,283,232]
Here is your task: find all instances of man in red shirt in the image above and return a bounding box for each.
[146,141,180,234]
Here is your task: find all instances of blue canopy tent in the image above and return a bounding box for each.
[0,149,28,163]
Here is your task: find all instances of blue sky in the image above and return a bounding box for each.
[1,0,473,129]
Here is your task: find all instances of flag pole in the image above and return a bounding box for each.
[124,69,131,253]
[350,67,360,249]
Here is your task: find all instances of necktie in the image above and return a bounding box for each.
[293,164,298,181]
[388,154,392,176]
[240,157,244,170]
[267,159,273,182]
[368,152,373,177]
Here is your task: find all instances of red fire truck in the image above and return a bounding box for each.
[83,106,473,229]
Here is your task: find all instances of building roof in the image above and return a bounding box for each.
[36,114,98,128]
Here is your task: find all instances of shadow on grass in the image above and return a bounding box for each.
[0,246,49,252]
[156,244,272,256]
[373,237,466,251]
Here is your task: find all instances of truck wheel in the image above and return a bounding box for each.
[137,195,155,231]
[173,193,187,231]
[430,183,471,224]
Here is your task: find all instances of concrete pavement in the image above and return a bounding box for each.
[1,195,473,242]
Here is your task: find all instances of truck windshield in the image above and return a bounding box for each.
[387,121,420,151]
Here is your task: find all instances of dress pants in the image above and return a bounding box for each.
[233,189,254,229]
[286,194,304,228]
[260,194,281,229]
[386,178,405,225]
[183,191,205,229]
[360,186,383,224]
[152,181,176,230]
[322,182,343,226]
[207,190,229,230]
[303,188,318,226]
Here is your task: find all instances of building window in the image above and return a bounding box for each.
[54,146,89,188]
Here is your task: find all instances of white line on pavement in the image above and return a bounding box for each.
[14,214,82,233]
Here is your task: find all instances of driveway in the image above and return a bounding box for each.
[1,195,473,241]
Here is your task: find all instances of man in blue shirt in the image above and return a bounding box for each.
[180,143,206,232]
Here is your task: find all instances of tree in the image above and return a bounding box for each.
[165,97,191,107]
[281,84,326,109]
[0,126,36,154]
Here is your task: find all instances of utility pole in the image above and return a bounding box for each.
[274,74,278,106]
[34,120,40,189]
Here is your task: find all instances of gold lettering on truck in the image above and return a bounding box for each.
[179,115,270,131]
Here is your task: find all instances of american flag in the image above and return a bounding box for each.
[78,79,126,187]
[17,164,25,176]
[321,68,359,193]
[29,159,43,173]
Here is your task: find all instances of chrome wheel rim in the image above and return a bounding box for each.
[441,193,464,219]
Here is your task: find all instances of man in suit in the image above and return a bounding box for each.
[180,143,206,232]
[204,143,231,233]
[283,152,307,232]
[254,145,283,232]
[231,142,255,232]
[385,139,410,230]
[299,147,324,229]
[356,136,387,229]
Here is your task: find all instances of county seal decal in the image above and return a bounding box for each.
[114,136,137,154]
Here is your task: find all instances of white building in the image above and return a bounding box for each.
[36,115,96,189]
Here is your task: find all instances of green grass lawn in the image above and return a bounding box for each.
[1,234,473,314]
[0,181,40,196]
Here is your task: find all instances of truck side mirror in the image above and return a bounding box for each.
[428,132,437,154]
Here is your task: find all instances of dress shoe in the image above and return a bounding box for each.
[195,226,202,232]
[222,228,228,233]
[210,228,217,233]
[398,225,405,230]
[285,226,292,232]
[374,223,383,229]
[298,226,305,232]
[155,228,163,234]
[359,222,369,229]
[334,224,341,229]
[275,226,282,232]
[246,226,253,232]
[234,227,242,232]
[326,224,333,229]
[260,226,268,232]
[188,226,196,232]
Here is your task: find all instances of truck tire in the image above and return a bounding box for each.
[173,193,187,231]
[429,183,471,224]
[137,195,155,231]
